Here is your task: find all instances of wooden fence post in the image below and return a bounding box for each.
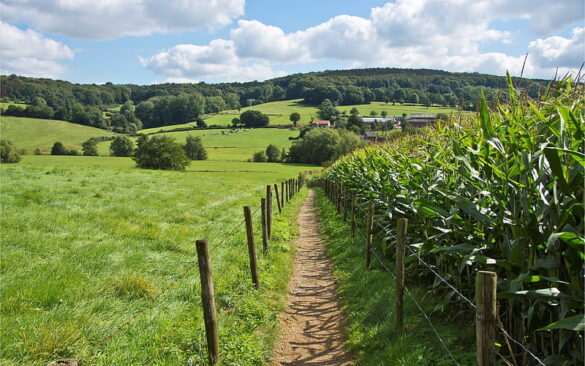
[394,218,408,332]
[336,182,342,214]
[274,184,282,214]
[476,271,497,366]
[260,198,268,253]
[195,239,219,365]
[351,192,356,237]
[281,181,285,207]
[243,206,259,288]
[266,185,272,239]
[343,187,349,222]
[365,203,374,269]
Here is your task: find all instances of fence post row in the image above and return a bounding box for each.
[260,198,268,253]
[476,271,497,366]
[394,218,407,332]
[243,206,259,288]
[195,239,219,365]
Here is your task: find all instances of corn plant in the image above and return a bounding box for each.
[322,74,584,365]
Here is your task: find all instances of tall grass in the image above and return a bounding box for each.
[321,74,583,364]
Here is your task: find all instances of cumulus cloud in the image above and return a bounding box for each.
[143,0,584,82]
[0,0,245,40]
[139,40,285,82]
[0,22,74,78]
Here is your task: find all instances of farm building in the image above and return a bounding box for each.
[311,120,331,128]
[362,117,397,124]
[408,113,437,128]
[363,131,378,142]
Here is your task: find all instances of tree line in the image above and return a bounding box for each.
[1,68,548,131]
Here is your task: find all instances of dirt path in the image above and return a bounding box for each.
[272,190,354,366]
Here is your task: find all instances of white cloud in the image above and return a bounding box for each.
[139,40,285,82]
[0,0,245,40]
[143,0,584,82]
[0,22,74,78]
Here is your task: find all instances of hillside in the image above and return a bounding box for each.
[1,116,116,154]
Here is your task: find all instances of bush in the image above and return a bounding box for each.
[82,139,98,156]
[33,148,42,155]
[133,135,190,170]
[0,140,21,163]
[265,144,281,162]
[183,135,207,160]
[240,110,269,128]
[51,141,69,155]
[252,151,268,162]
[110,136,134,157]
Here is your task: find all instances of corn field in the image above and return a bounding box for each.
[322,75,584,365]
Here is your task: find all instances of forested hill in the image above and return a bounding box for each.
[1,68,548,131]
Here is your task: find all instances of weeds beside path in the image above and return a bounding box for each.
[272,189,354,365]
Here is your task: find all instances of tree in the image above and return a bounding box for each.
[133,135,190,170]
[184,135,207,160]
[51,141,69,155]
[265,144,281,162]
[287,128,365,165]
[317,99,340,121]
[231,117,241,127]
[381,111,388,118]
[289,112,301,127]
[110,136,134,157]
[370,110,378,117]
[240,110,270,128]
[82,139,98,156]
[349,107,360,116]
[252,151,268,162]
[347,114,365,134]
[0,140,21,163]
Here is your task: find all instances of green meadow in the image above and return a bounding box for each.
[1,155,315,365]
[0,116,116,154]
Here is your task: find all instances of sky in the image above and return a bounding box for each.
[0,0,583,85]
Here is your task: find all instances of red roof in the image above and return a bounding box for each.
[311,120,330,125]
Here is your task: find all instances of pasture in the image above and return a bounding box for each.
[1,155,315,365]
[0,116,115,154]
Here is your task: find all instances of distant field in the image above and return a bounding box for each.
[0,101,28,109]
[1,155,315,365]
[1,116,116,154]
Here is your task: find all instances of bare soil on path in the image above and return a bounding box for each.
[272,190,354,365]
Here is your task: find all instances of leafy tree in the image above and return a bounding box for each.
[381,111,388,118]
[289,112,301,127]
[252,151,268,162]
[317,99,340,121]
[195,117,207,128]
[231,117,241,127]
[224,93,241,110]
[205,96,227,114]
[265,144,281,162]
[133,135,190,170]
[184,135,207,160]
[34,148,42,155]
[82,139,98,156]
[51,141,69,155]
[110,136,134,157]
[0,140,21,163]
[349,107,360,116]
[370,110,378,117]
[287,128,364,165]
[240,110,270,127]
[347,114,365,134]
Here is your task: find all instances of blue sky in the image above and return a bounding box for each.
[1,0,583,85]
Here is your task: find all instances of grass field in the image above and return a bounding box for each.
[1,155,315,365]
[1,116,116,154]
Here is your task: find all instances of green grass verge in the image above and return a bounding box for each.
[1,116,116,154]
[314,189,475,365]
[0,156,310,365]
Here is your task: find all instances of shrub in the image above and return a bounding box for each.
[265,144,281,162]
[110,136,134,157]
[33,148,42,155]
[0,140,21,163]
[183,135,207,160]
[252,151,268,162]
[51,141,69,155]
[133,135,190,170]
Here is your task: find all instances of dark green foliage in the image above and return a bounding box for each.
[252,151,268,162]
[51,141,69,155]
[109,136,134,157]
[289,112,301,127]
[347,114,365,134]
[231,117,241,127]
[265,144,281,162]
[132,135,190,170]
[81,139,98,156]
[316,99,340,122]
[0,140,21,163]
[33,148,41,155]
[287,128,365,165]
[240,110,269,127]
[183,135,208,160]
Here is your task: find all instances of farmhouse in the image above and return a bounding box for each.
[363,131,378,142]
[408,113,437,128]
[311,120,331,128]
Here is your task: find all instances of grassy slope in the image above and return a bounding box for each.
[1,155,312,365]
[314,190,475,365]
[1,116,116,154]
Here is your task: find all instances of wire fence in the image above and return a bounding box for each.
[323,183,546,366]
